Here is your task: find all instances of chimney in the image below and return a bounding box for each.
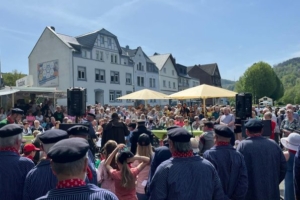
[50,26,55,31]
[126,45,129,49]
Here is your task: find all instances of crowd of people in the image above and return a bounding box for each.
[2,99,300,199]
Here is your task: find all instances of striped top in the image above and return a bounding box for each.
[149,156,225,200]
[36,183,118,200]
[203,145,248,199]
[0,151,34,200]
[23,159,57,200]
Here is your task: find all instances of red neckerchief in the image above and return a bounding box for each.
[248,133,262,137]
[7,116,15,124]
[56,179,86,189]
[0,147,19,155]
[172,150,194,158]
[87,166,93,181]
[289,150,297,154]
[216,142,230,146]
[26,155,34,160]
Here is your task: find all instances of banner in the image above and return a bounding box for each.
[37,60,59,86]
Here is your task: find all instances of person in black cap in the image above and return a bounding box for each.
[0,108,24,128]
[130,119,153,155]
[0,124,34,200]
[101,112,129,148]
[84,112,98,155]
[36,138,118,200]
[203,125,248,200]
[149,126,225,200]
[23,129,69,200]
[67,125,98,186]
[237,119,286,200]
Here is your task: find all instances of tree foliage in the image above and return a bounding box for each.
[2,70,26,86]
[235,62,284,103]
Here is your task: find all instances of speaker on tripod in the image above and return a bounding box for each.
[235,93,252,119]
[67,87,86,116]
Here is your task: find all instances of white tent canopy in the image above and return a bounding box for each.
[0,88,19,96]
[12,87,64,93]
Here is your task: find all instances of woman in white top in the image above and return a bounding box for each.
[35,111,44,123]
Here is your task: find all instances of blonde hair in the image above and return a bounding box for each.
[137,143,153,160]
[116,152,135,189]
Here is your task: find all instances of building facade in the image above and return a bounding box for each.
[121,46,160,106]
[175,63,199,91]
[149,53,178,105]
[29,27,134,105]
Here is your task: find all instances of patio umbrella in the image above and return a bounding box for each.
[168,84,237,114]
[117,89,169,107]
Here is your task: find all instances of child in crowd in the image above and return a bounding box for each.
[98,140,118,193]
[22,144,40,162]
[132,134,153,200]
[105,144,150,200]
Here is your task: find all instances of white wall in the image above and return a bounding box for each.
[28,28,72,90]
[159,57,178,94]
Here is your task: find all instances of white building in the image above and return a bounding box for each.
[29,26,134,105]
[149,53,178,105]
[121,46,160,106]
[175,63,199,91]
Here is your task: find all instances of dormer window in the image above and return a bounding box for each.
[108,38,112,46]
[100,36,104,44]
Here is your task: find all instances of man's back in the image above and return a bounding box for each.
[36,184,118,200]
[0,151,34,200]
[150,156,224,200]
[203,145,248,199]
[23,159,57,200]
[237,137,286,200]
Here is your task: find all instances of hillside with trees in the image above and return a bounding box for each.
[221,79,235,91]
[273,57,300,104]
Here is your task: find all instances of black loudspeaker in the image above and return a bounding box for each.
[67,87,86,116]
[235,93,252,119]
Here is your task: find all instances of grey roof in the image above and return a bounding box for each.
[175,63,192,78]
[149,53,171,70]
[75,28,120,50]
[56,33,80,45]
[198,63,218,75]
[121,47,138,57]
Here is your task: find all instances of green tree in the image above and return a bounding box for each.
[235,62,277,103]
[269,72,284,100]
[2,70,26,86]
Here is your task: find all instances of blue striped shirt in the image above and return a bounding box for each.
[23,159,57,200]
[203,145,248,200]
[0,151,34,200]
[149,156,225,200]
[36,183,118,200]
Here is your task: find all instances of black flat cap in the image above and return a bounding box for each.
[128,123,136,129]
[12,108,24,115]
[244,119,264,129]
[167,126,192,142]
[39,129,69,144]
[138,133,150,146]
[87,113,96,118]
[0,124,23,138]
[48,138,89,163]
[67,125,89,136]
[214,125,233,138]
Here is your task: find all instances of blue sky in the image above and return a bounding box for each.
[0,0,299,80]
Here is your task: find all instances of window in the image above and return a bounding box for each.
[173,82,176,89]
[77,66,86,81]
[110,71,119,84]
[100,36,104,44]
[169,81,171,88]
[109,91,115,102]
[163,80,166,87]
[109,90,122,102]
[115,55,118,64]
[163,68,166,73]
[149,78,155,88]
[96,50,100,60]
[108,38,112,46]
[126,73,132,85]
[137,63,143,71]
[137,76,144,86]
[100,51,103,60]
[111,54,114,63]
[126,91,132,102]
[82,50,87,58]
[95,69,105,82]
[172,70,175,75]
